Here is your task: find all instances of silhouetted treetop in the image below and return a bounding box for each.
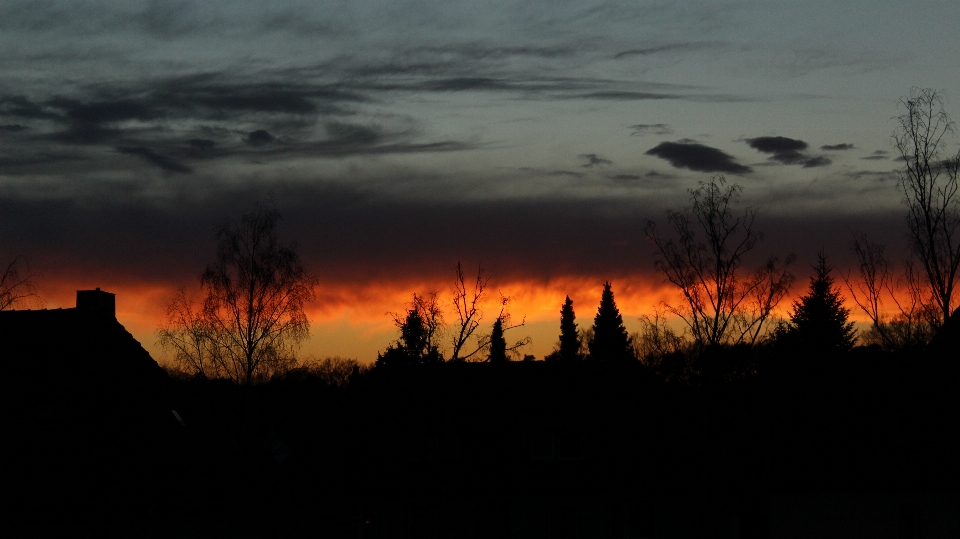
[377,292,444,367]
[488,316,508,363]
[784,252,857,354]
[557,296,582,362]
[588,282,634,362]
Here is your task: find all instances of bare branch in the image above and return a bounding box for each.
[158,205,316,385]
[0,257,42,311]
[645,175,793,350]
[449,262,488,362]
[894,88,960,325]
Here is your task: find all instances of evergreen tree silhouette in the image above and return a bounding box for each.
[488,317,508,363]
[786,252,857,354]
[588,282,634,362]
[558,296,582,361]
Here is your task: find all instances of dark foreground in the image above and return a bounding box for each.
[3,299,960,537]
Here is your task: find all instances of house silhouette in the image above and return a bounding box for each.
[2,288,182,529]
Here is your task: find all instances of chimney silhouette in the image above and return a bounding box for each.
[76,288,116,318]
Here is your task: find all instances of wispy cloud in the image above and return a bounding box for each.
[116,146,192,174]
[629,123,674,136]
[861,150,890,160]
[613,41,723,59]
[579,153,612,167]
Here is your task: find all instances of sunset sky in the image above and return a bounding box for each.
[2,1,959,364]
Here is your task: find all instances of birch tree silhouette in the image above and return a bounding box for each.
[158,205,316,385]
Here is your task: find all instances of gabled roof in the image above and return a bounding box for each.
[1,288,168,409]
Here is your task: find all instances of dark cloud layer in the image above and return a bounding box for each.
[0,185,655,287]
[645,141,751,174]
[746,136,831,168]
[0,182,905,295]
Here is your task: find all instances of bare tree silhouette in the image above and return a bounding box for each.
[449,262,488,362]
[645,175,794,350]
[845,234,938,351]
[634,307,688,377]
[157,288,224,379]
[0,257,40,311]
[477,294,531,362]
[894,88,960,326]
[158,205,317,385]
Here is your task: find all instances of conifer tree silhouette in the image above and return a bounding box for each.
[588,282,634,362]
[488,317,508,363]
[786,252,857,353]
[558,296,582,361]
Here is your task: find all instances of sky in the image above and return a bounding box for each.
[2,0,959,364]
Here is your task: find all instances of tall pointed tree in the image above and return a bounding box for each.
[558,296,582,361]
[588,282,634,362]
[488,317,508,363]
[788,252,857,353]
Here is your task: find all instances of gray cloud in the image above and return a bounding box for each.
[629,123,673,136]
[861,150,890,160]
[135,0,212,40]
[566,91,680,101]
[645,141,751,174]
[821,143,854,151]
[844,169,896,182]
[614,41,723,59]
[579,153,612,167]
[246,130,276,147]
[608,171,675,185]
[746,136,831,168]
[116,146,192,174]
[548,170,585,179]
[0,73,483,176]
[747,136,807,154]
[185,138,216,156]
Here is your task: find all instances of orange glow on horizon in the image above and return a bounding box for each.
[25,271,919,366]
